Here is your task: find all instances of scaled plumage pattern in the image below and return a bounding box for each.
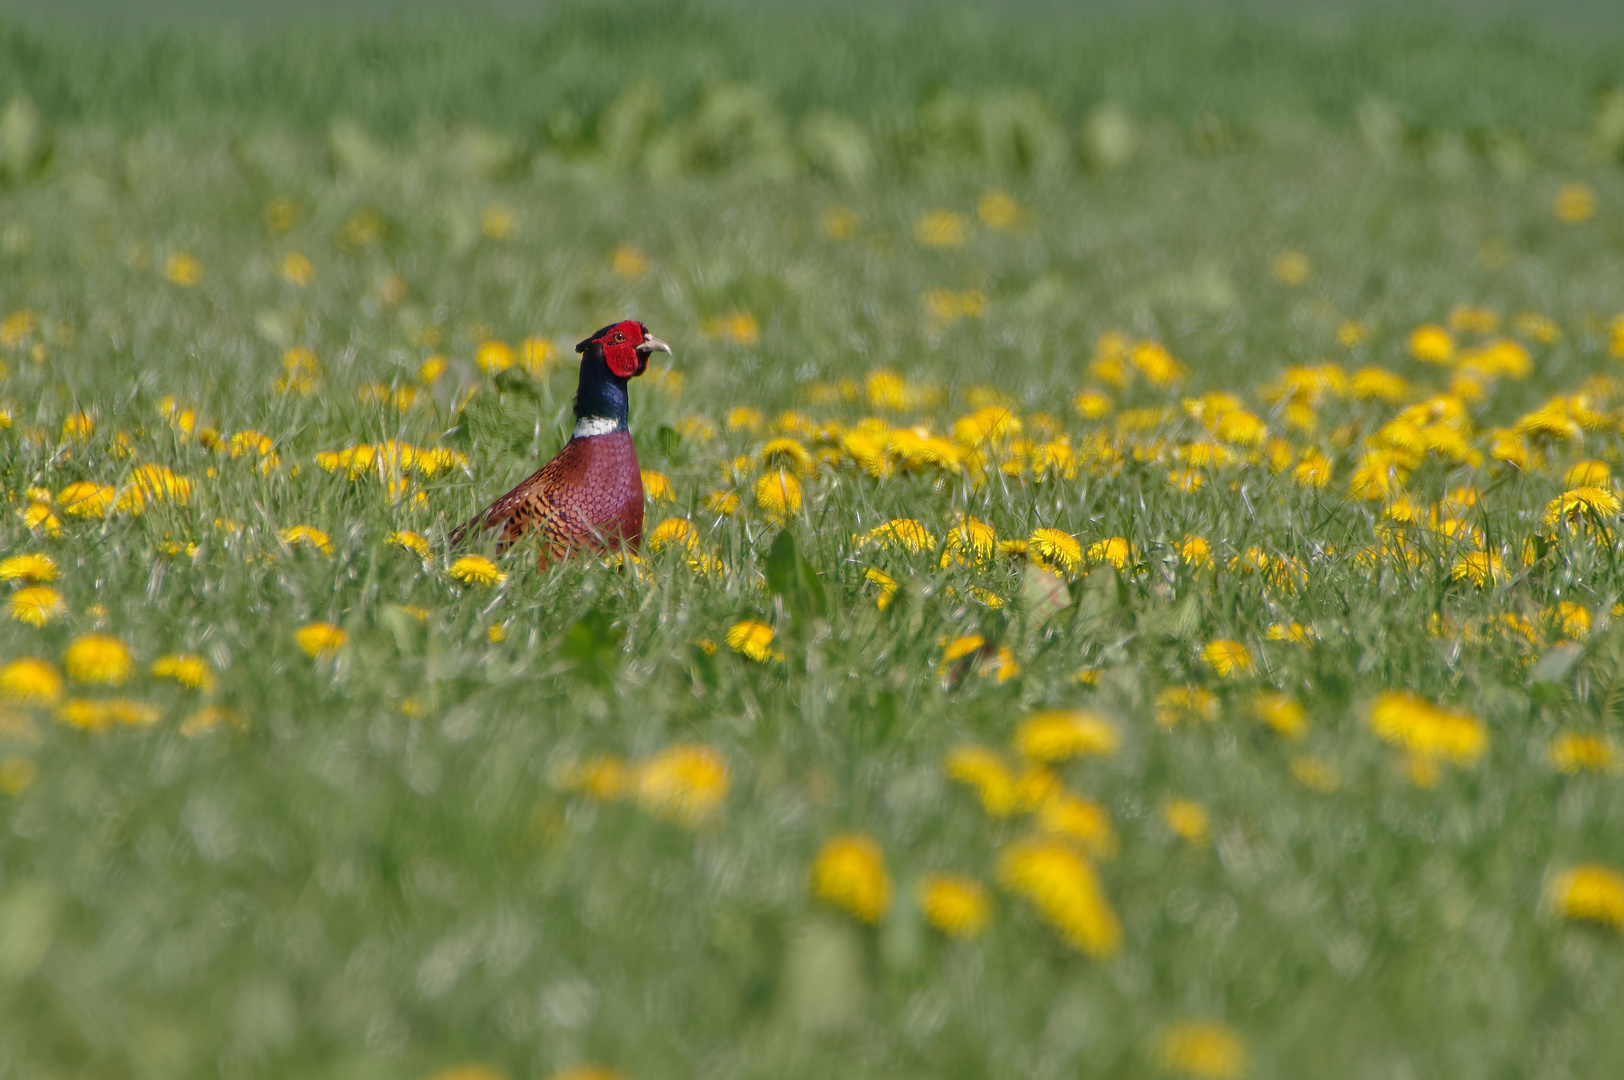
[450,319,671,567]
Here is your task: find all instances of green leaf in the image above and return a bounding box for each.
[657,423,683,461]
[765,529,827,622]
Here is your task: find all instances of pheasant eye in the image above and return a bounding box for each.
[614,333,624,342]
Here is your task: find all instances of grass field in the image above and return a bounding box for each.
[3,4,1624,1078]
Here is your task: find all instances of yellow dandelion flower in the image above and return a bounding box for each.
[0,308,37,347]
[640,470,674,502]
[811,833,892,924]
[1252,692,1306,739]
[1290,754,1340,792]
[634,743,730,826]
[62,634,133,686]
[611,243,648,278]
[820,205,857,240]
[0,553,57,583]
[1156,686,1217,727]
[9,586,64,627]
[473,340,514,375]
[1450,550,1504,588]
[388,530,431,558]
[1543,486,1621,531]
[280,251,315,286]
[1164,798,1210,846]
[942,634,987,663]
[1565,459,1610,487]
[760,436,815,477]
[1545,864,1624,931]
[1370,691,1487,774]
[977,188,1025,230]
[856,518,933,554]
[57,480,116,517]
[1549,601,1591,640]
[150,654,214,691]
[646,517,699,553]
[944,744,1018,816]
[1013,709,1120,763]
[1157,1021,1247,1080]
[997,839,1121,957]
[418,355,447,384]
[918,873,991,938]
[21,503,62,537]
[914,208,966,247]
[164,252,202,286]
[725,406,764,432]
[1028,529,1082,576]
[1548,733,1618,774]
[1272,249,1312,284]
[863,568,898,610]
[726,619,781,663]
[703,489,741,516]
[1085,536,1133,572]
[0,757,37,796]
[1554,182,1596,223]
[1072,389,1112,419]
[0,658,63,704]
[702,312,759,346]
[280,525,334,556]
[448,555,505,586]
[1202,639,1252,677]
[296,622,347,658]
[936,516,994,569]
[754,469,802,521]
[1034,791,1118,859]
[556,755,630,801]
[1408,324,1455,364]
[276,346,320,394]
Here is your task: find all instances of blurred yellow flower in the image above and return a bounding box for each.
[1028,529,1081,575]
[480,203,516,239]
[58,481,116,517]
[1554,182,1596,223]
[977,189,1026,230]
[611,244,648,278]
[296,622,347,658]
[1545,864,1624,931]
[1408,324,1455,364]
[164,252,202,286]
[811,833,891,924]
[1543,486,1620,531]
[475,340,516,374]
[1548,733,1618,774]
[1034,791,1118,859]
[640,470,674,502]
[1163,799,1210,846]
[0,658,63,704]
[418,355,448,384]
[647,517,698,553]
[9,586,64,627]
[63,633,133,685]
[449,555,505,586]
[151,654,215,691]
[703,312,759,346]
[914,208,966,247]
[703,489,741,516]
[0,553,57,582]
[1156,1021,1248,1080]
[1252,692,1306,739]
[1272,249,1311,285]
[1156,686,1217,727]
[1013,709,1120,762]
[944,744,1018,816]
[1370,691,1486,782]
[820,205,857,239]
[0,757,37,796]
[997,839,1121,957]
[1084,537,1133,571]
[635,743,730,825]
[1202,639,1252,677]
[918,873,991,938]
[859,518,935,553]
[754,469,802,521]
[280,525,334,556]
[726,619,781,662]
[388,530,431,558]
[863,568,898,610]
[1290,754,1340,792]
[280,251,315,286]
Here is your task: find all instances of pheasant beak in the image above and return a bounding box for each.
[636,334,672,357]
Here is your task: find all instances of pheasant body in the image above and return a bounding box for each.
[450,319,669,568]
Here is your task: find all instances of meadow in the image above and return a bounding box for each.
[3,3,1624,1078]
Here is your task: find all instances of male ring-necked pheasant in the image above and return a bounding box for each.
[449,319,670,566]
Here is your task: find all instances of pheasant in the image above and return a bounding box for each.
[449,319,670,566]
